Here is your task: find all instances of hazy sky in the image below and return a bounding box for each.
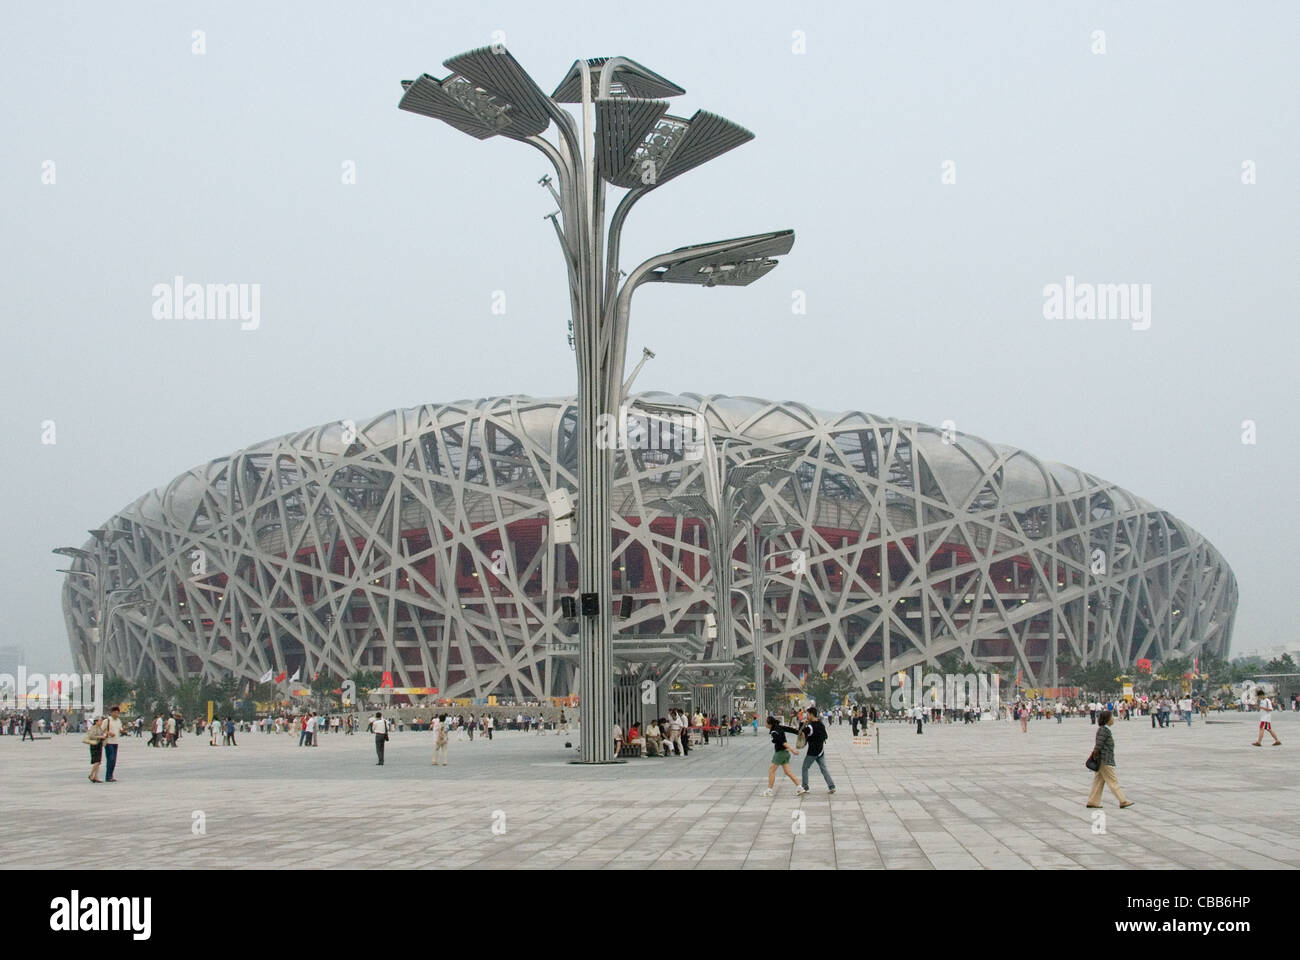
[3,0,1296,670]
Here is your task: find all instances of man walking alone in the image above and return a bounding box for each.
[368,711,389,765]
[1252,690,1282,747]
[799,706,836,795]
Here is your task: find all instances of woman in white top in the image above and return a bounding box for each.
[433,714,450,765]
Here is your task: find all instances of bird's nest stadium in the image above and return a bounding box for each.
[62,393,1236,702]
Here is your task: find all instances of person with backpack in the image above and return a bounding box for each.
[799,706,836,795]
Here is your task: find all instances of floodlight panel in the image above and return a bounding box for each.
[596,98,669,184]
[398,73,503,139]
[442,47,552,138]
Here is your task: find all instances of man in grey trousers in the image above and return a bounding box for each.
[799,707,836,795]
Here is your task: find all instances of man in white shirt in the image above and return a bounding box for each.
[1179,697,1194,727]
[1252,691,1281,746]
[645,719,663,756]
[368,712,389,764]
[104,706,124,781]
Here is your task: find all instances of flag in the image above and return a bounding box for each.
[259,669,273,684]
[274,670,287,684]
[290,667,301,683]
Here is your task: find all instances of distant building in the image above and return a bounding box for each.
[0,645,24,678]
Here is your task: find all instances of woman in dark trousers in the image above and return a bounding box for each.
[85,716,108,782]
[761,716,803,797]
[1086,711,1133,809]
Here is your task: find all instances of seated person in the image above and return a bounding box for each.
[626,723,642,754]
[613,722,624,756]
[644,720,663,756]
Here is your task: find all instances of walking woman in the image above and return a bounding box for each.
[1086,710,1134,809]
[762,716,803,797]
[84,715,108,782]
[433,714,449,766]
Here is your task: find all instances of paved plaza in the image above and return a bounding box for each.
[1,714,1295,870]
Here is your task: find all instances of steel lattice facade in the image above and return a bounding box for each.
[62,393,1236,697]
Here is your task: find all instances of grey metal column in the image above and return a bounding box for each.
[749,524,765,720]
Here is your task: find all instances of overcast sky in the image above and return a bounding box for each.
[3,0,1296,670]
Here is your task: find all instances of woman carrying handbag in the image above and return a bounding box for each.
[1086,710,1134,809]
[83,716,108,782]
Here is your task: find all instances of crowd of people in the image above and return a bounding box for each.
[18,678,1287,817]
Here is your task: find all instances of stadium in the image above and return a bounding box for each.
[62,393,1237,702]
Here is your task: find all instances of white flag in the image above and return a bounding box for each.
[258,669,273,684]
[290,667,301,683]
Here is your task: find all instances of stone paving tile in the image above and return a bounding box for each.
[2,714,1297,869]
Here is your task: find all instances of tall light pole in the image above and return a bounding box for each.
[744,522,802,719]
[400,49,794,762]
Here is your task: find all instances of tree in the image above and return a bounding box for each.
[170,677,204,719]
[310,671,341,711]
[763,676,789,715]
[1155,655,1193,690]
[1229,656,1264,684]
[131,673,164,718]
[1072,659,1125,695]
[101,674,131,709]
[1199,650,1232,687]
[351,670,381,702]
[804,671,832,708]
[1266,653,1297,674]
[830,669,858,704]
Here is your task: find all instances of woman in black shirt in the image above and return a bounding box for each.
[762,716,802,797]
